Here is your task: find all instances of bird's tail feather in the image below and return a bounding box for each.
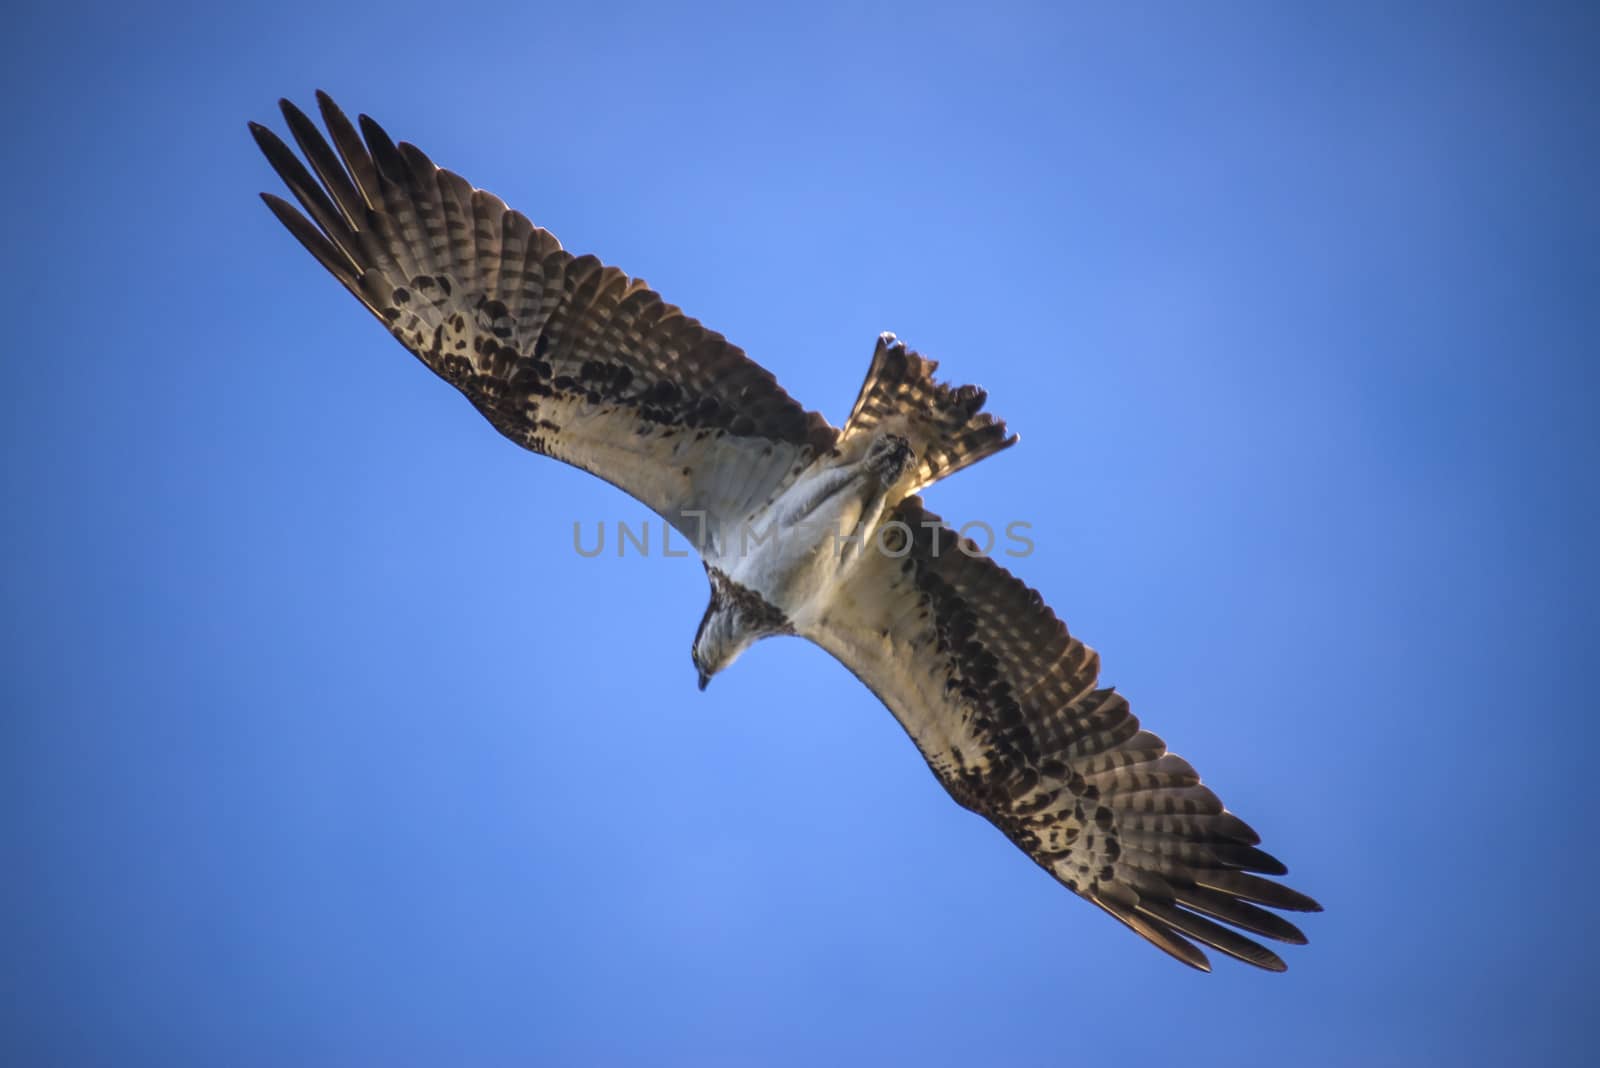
[840,333,1017,491]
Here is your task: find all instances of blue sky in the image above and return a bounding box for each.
[4,2,1596,1064]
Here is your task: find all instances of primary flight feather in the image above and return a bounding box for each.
[252,92,1320,973]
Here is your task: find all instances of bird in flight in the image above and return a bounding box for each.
[251,93,1320,972]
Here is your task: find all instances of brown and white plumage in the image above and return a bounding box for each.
[253,93,1319,973]
[251,92,832,545]
[808,497,1320,971]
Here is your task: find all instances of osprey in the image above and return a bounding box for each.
[252,93,1321,973]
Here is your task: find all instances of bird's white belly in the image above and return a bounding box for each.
[706,462,874,625]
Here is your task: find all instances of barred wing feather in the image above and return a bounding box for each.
[803,497,1322,972]
[251,93,836,539]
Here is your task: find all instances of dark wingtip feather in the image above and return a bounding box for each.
[1090,892,1213,973]
[1212,843,1290,876]
[277,96,312,132]
[1275,884,1323,913]
[1198,870,1323,913]
[251,115,366,272]
[248,120,281,151]
[315,92,381,209]
[1140,901,1288,972]
[277,95,369,232]
[358,112,408,184]
[1176,886,1309,945]
[258,193,368,308]
[1216,811,1263,846]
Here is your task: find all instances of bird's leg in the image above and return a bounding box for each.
[840,434,916,567]
[782,465,857,522]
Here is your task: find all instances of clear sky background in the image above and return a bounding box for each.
[4,2,1595,1065]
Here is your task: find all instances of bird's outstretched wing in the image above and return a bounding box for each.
[804,497,1321,972]
[251,93,836,538]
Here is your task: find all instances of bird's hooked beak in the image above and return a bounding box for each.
[697,669,710,692]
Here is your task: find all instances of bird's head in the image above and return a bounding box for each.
[691,592,756,691]
[691,569,789,691]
